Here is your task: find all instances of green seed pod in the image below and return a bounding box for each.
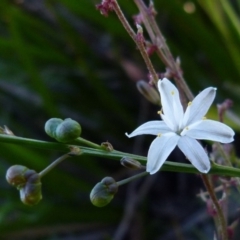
[6,165,28,188]
[90,177,118,207]
[44,118,63,138]
[55,118,81,143]
[20,173,42,206]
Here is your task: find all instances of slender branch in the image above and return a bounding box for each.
[74,137,103,149]
[133,0,194,100]
[201,174,228,240]
[39,153,71,178]
[117,171,148,186]
[112,0,159,83]
[1,134,240,177]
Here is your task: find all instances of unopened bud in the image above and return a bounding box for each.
[45,118,63,139]
[20,173,42,206]
[6,165,28,188]
[136,80,160,105]
[227,219,239,239]
[6,165,42,206]
[55,118,82,143]
[90,177,118,207]
[120,157,144,169]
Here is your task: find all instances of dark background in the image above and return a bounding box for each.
[0,0,240,239]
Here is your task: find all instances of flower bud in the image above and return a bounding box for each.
[6,165,28,188]
[90,177,118,207]
[136,80,160,105]
[101,141,114,151]
[45,118,63,138]
[20,173,42,206]
[120,157,144,169]
[6,165,42,206]
[55,118,81,143]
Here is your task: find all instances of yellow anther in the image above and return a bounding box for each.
[202,116,207,120]
[185,126,189,130]
[171,90,174,95]
[188,101,192,106]
[157,133,161,137]
[157,110,162,115]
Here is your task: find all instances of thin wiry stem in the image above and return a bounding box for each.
[112,0,159,83]
[201,174,228,240]
[133,0,194,100]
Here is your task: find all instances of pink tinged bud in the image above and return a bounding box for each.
[206,199,217,217]
[96,0,115,16]
[227,219,239,240]
[217,99,233,122]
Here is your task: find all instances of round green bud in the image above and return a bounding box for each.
[20,172,42,206]
[55,118,81,143]
[7,165,42,206]
[90,177,118,207]
[6,165,28,188]
[20,171,42,206]
[44,118,63,138]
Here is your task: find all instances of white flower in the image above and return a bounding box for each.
[126,78,234,175]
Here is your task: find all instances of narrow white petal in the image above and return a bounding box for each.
[147,132,180,174]
[158,78,184,131]
[125,121,171,138]
[177,136,210,173]
[160,113,176,131]
[182,87,216,126]
[181,119,234,143]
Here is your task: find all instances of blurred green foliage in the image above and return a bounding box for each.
[0,0,240,239]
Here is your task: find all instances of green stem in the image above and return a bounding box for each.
[117,171,149,186]
[74,137,102,149]
[1,134,240,177]
[39,153,71,178]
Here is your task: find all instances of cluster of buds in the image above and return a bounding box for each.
[96,0,115,16]
[6,165,42,206]
[45,118,81,143]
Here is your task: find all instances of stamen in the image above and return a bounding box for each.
[171,90,174,95]
[157,133,161,137]
[185,126,189,130]
[188,101,192,106]
[202,116,207,120]
[157,110,162,115]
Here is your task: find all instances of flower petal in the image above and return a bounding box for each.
[125,121,171,138]
[177,136,210,173]
[158,78,184,131]
[160,113,176,131]
[147,132,180,174]
[181,119,234,143]
[182,87,216,126]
